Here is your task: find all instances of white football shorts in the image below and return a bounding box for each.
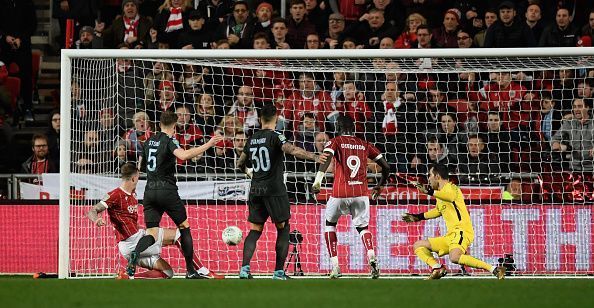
[118,228,165,269]
[325,196,370,228]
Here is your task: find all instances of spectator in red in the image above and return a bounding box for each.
[322,13,346,49]
[328,0,365,24]
[154,0,192,46]
[342,8,398,48]
[539,7,580,47]
[124,111,153,160]
[342,81,371,133]
[95,0,153,49]
[394,12,426,49]
[149,80,180,122]
[22,134,57,183]
[472,71,528,132]
[525,3,544,43]
[432,8,461,48]
[253,2,273,34]
[215,0,254,49]
[284,72,332,134]
[175,105,204,169]
[484,1,536,48]
[177,10,212,49]
[0,0,36,122]
[473,9,497,47]
[270,18,292,49]
[287,0,316,49]
[227,85,260,135]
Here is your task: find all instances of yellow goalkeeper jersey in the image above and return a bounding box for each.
[423,182,474,237]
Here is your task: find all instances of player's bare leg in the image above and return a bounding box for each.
[413,240,447,279]
[324,222,341,279]
[240,223,263,279]
[449,248,505,280]
[357,226,378,279]
[272,221,291,280]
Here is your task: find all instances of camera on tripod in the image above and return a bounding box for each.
[497,254,516,275]
[289,230,303,245]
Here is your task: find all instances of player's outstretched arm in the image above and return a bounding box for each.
[281,142,320,162]
[174,135,224,161]
[87,202,107,227]
[311,150,334,194]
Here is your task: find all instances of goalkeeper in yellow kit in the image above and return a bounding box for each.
[403,164,506,280]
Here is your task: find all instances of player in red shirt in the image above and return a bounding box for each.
[312,115,390,279]
[87,163,222,279]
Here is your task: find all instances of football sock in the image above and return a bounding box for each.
[414,247,440,269]
[458,255,493,271]
[133,235,155,254]
[134,270,169,279]
[275,223,290,271]
[242,230,262,267]
[324,226,338,263]
[359,230,374,257]
[179,228,195,272]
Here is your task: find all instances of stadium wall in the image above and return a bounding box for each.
[0,203,592,275]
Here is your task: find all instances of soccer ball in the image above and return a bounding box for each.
[222,226,243,245]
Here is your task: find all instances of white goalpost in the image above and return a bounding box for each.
[59,48,594,279]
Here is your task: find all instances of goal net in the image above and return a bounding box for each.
[59,49,594,278]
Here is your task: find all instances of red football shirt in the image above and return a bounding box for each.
[101,187,140,241]
[324,135,383,198]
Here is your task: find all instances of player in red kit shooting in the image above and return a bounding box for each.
[87,163,222,279]
[312,115,390,279]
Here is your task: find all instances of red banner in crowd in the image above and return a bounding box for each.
[316,186,503,201]
[0,203,592,275]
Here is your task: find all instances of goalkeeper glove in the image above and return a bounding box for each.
[245,168,253,179]
[402,212,425,223]
[312,171,325,194]
[371,186,382,200]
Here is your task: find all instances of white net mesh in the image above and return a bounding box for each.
[65,51,594,277]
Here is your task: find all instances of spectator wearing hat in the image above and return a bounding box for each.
[75,26,101,49]
[253,2,273,35]
[154,0,193,47]
[525,3,544,43]
[286,0,316,49]
[577,35,593,47]
[177,10,212,49]
[343,8,398,48]
[432,8,462,48]
[539,7,580,47]
[96,0,153,49]
[322,13,346,49]
[484,1,536,48]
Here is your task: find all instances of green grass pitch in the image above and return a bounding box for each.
[1,277,592,308]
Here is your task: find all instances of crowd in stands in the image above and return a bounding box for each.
[3,0,594,202]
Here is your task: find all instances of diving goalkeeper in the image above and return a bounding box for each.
[402,164,505,280]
